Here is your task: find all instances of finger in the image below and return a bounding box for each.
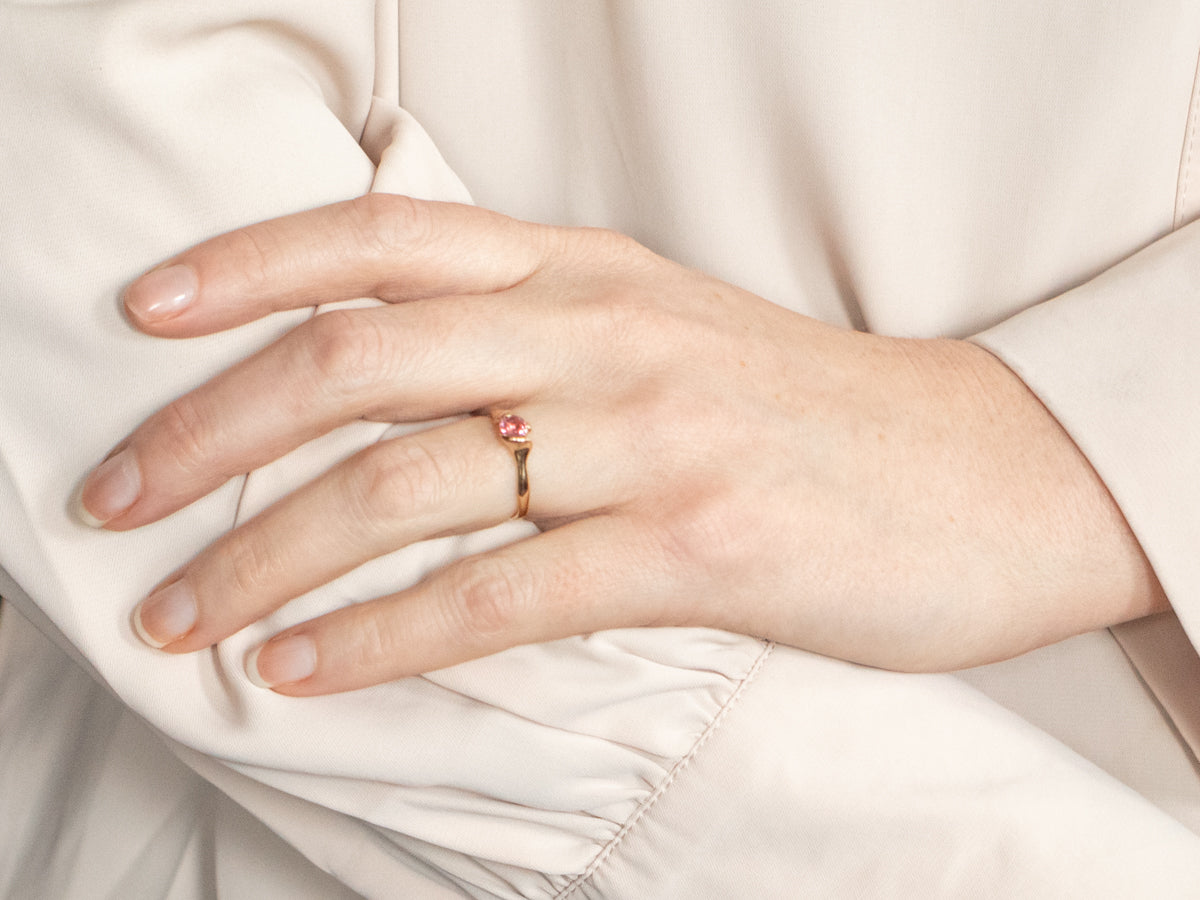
[122,196,553,336]
[242,515,675,695]
[131,406,626,652]
[130,416,507,652]
[131,408,619,652]
[79,297,550,529]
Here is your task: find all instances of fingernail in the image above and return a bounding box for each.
[245,635,317,688]
[124,264,197,323]
[78,448,141,526]
[134,580,198,648]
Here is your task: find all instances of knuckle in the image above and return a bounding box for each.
[344,604,403,672]
[599,288,650,333]
[568,288,658,379]
[156,397,216,477]
[345,193,433,261]
[446,555,535,641]
[651,490,747,578]
[347,440,449,523]
[566,225,640,263]
[569,289,678,376]
[301,309,391,397]
[221,532,284,601]
[596,227,646,260]
[216,225,280,289]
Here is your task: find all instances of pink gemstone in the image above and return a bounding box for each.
[497,413,531,439]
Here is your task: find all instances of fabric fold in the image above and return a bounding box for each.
[972,220,1200,757]
[0,2,770,890]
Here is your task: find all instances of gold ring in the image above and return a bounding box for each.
[491,411,532,518]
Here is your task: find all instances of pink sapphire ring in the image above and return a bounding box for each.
[491,411,532,519]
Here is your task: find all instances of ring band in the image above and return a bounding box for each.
[492,412,532,519]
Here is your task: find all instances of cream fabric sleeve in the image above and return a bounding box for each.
[974,220,1200,635]
[971,217,1200,755]
[8,3,1200,898]
[974,214,1200,633]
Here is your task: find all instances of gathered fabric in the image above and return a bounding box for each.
[3,1,1200,897]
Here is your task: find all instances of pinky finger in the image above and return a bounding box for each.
[245,515,670,696]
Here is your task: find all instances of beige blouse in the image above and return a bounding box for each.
[2,2,1199,897]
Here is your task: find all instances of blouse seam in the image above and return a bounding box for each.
[1172,38,1200,229]
[550,640,776,900]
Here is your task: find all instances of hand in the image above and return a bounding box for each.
[79,196,1166,694]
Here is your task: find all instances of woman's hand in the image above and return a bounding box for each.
[79,196,1166,694]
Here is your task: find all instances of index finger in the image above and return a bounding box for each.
[122,195,549,337]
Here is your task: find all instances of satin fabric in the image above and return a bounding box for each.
[3,2,1200,897]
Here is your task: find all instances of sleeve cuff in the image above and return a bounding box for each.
[971,219,1200,647]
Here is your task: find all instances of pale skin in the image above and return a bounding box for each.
[78,195,1168,696]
